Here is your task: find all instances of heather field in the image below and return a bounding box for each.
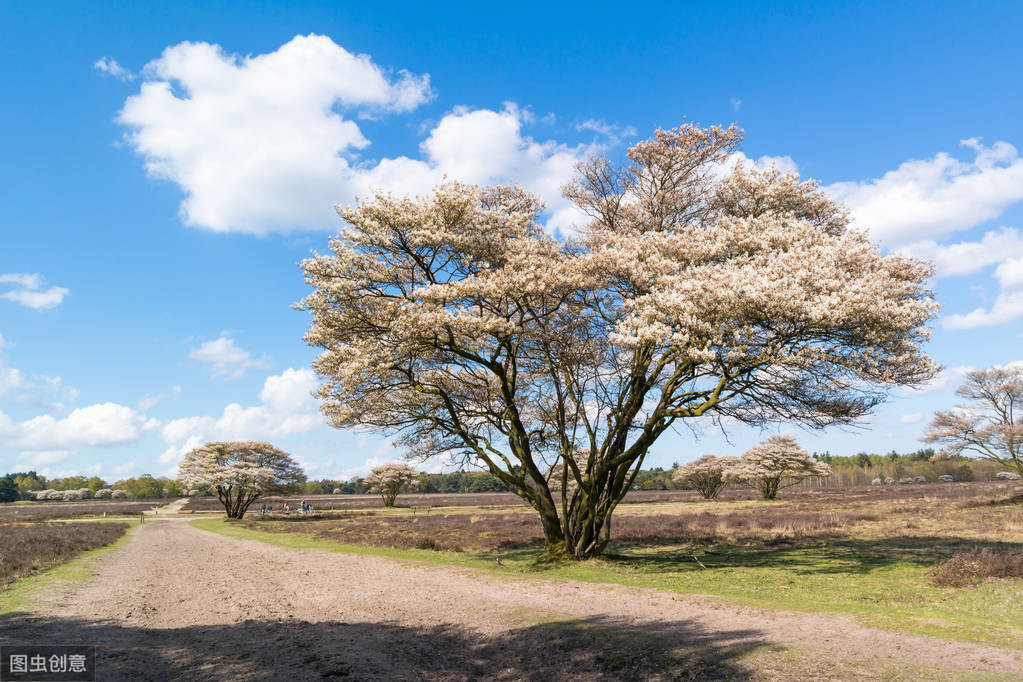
[0,522,130,590]
[0,499,171,522]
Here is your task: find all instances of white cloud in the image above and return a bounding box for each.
[994,256,1023,290]
[899,413,923,424]
[730,97,742,112]
[116,36,608,237]
[828,139,1023,247]
[94,57,135,81]
[118,34,432,235]
[943,291,1023,330]
[0,403,158,452]
[899,227,1023,278]
[575,119,637,146]
[0,273,69,311]
[158,367,324,466]
[188,334,269,379]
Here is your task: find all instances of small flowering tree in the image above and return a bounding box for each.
[924,366,1023,478]
[364,463,419,507]
[728,436,831,500]
[300,123,937,559]
[177,441,306,518]
[671,455,739,499]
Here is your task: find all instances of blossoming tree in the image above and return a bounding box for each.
[727,436,831,499]
[671,455,739,499]
[177,441,305,518]
[924,366,1023,477]
[365,463,419,506]
[299,123,938,559]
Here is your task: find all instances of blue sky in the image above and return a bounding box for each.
[2,1,1023,481]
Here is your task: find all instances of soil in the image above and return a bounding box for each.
[1,519,1021,681]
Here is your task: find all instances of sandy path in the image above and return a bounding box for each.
[2,521,1021,680]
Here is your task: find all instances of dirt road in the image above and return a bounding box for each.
[2,520,1021,680]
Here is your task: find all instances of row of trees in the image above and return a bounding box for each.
[672,436,831,500]
[0,472,185,502]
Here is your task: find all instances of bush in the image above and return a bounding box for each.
[931,548,1023,587]
[871,477,882,485]
[111,490,127,499]
[94,488,113,499]
[897,477,914,485]
[913,476,927,484]
[996,471,1021,481]
[938,474,954,482]
[45,490,64,500]
[61,490,83,501]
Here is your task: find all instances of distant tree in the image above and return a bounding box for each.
[671,456,739,499]
[178,441,306,518]
[365,463,419,507]
[0,476,18,503]
[925,366,1023,478]
[855,452,872,468]
[728,436,832,500]
[300,123,938,559]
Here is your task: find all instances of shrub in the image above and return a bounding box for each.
[996,471,1021,481]
[45,490,64,500]
[111,490,127,499]
[938,474,954,482]
[94,488,113,499]
[332,488,342,494]
[61,490,83,501]
[871,477,882,485]
[897,477,914,485]
[931,548,1023,587]
[913,476,927,483]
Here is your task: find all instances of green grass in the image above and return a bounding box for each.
[192,517,1023,650]
[0,528,135,616]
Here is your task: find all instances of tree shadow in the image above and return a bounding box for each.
[597,536,1023,576]
[0,612,766,681]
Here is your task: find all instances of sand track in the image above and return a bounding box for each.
[2,520,1021,680]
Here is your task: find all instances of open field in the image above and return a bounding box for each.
[3,518,1023,680]
[229,481,1023,648]
[0,522,130,589]
[0,499,172,521]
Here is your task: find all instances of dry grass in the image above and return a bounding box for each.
[238,481,1023,560]
[0,522,130,588]
[0,500,167,522]
[931,547,1023,587]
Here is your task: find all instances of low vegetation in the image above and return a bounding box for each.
[0,499,166,522]
[931,547,1023,587]
[217,481,1023,648]
[0,522,130,588]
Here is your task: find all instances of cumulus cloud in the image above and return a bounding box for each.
[94,57,135,81]
[158,367,324,466]
[899,227,1023,278]
[0,403,159,452]
[944,291,1023,330]
[117,34,433,234]
[188,334,269,380]
[0,273,68,311]
[116,36,612,236]
[829,138,1023,248]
